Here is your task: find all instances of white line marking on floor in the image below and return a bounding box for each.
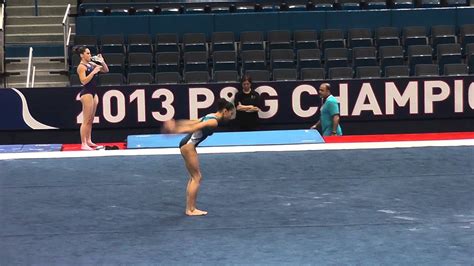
[0,139,472,160]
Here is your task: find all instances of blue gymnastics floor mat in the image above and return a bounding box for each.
[127,129,325,149]
[0,144,62,153]
[0,145,23,153]
[21,144,62,152]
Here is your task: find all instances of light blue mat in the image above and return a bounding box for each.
[127,129,325,149]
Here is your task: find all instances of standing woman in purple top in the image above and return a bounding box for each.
[74,46,109,150]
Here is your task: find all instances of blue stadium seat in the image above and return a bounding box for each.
[376,27,400,48]
[437,43,462,75]
[403,26,428,50]
[294,30,318,50]
[444,0,468,6]
[270,49,295,70]
[128,34,152,53]
[183,33,207,52]
[431,25,457,54]
[352,47,378,67]
[241,50,266,72]
[213,51,238,71]
[339,0,361,10]
[213,70,239,83]
[460,24,474,54]
[300,68,325,80]
[348,28,373,49]
[385,65,410,78]
[267,30,292,51]
[100,35,125,54]
[391,0,415,8]
[74,35,98,54]
[365,0,388,9]
[103,53,125,74]
[155,33,179,53]
[466,44,474,74]
[325,48,349,71]
[128,52,153,74]
[240,31,265,51]
[443,64,468,76]
[313,0,334,10]
[379,46,405,75]
[321,29,346,52]
[184,51,209,72]
[155,72,181,85]
[408,45,433,75]
[417,0,442,7]
[414,64,439,77]
[211,32,236,52]
[297,49,322,70]
[156,52,180,73]
[356,66,381,79]
[273,68,298,81]
[329,67,353,80]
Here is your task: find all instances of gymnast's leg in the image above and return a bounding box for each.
[86,94,101,148]
[80,94,94,150]
[180,143,207,216]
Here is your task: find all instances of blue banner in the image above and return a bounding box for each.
[0,76,473,130]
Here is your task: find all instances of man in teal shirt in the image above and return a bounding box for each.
[311,83,343,136]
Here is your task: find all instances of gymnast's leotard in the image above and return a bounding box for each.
[179,114,219,148]
[79,63,99,97]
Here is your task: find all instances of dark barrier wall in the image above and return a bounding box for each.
[76,7,474,37]
[0,76,473,131]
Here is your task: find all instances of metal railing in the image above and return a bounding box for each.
[1,3,5,77]
[62,4,72,71]
[0,3,4,30]
[26,47,36,88]
[31,66,36,88]
[34,0,39,16]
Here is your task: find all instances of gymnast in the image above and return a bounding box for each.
[162,99,235,216]
[74,46,109,150]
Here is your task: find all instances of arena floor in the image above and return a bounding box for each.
[1,138,473,264]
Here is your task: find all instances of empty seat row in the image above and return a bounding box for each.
[70,71,242,86]
[244,64,470,80]
[74,30,318,54]
[323,63,470,79]
[69,63,471,87]
[73,25,474,60]
[71,43,474,77]
[79,0,469,16]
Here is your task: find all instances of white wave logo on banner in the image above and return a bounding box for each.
[11,88,58,130]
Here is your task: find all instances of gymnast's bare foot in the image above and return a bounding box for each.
[87,142,104,150]
[186,208,208,216]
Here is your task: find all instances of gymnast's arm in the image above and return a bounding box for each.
[77,64,101,85]
[175,119,200,127]
[163,119,218,134]
[90,55,109,73]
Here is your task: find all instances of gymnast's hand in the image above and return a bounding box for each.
[95,54,105,64]
[161,120,177,134]
[92,65,102,74]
